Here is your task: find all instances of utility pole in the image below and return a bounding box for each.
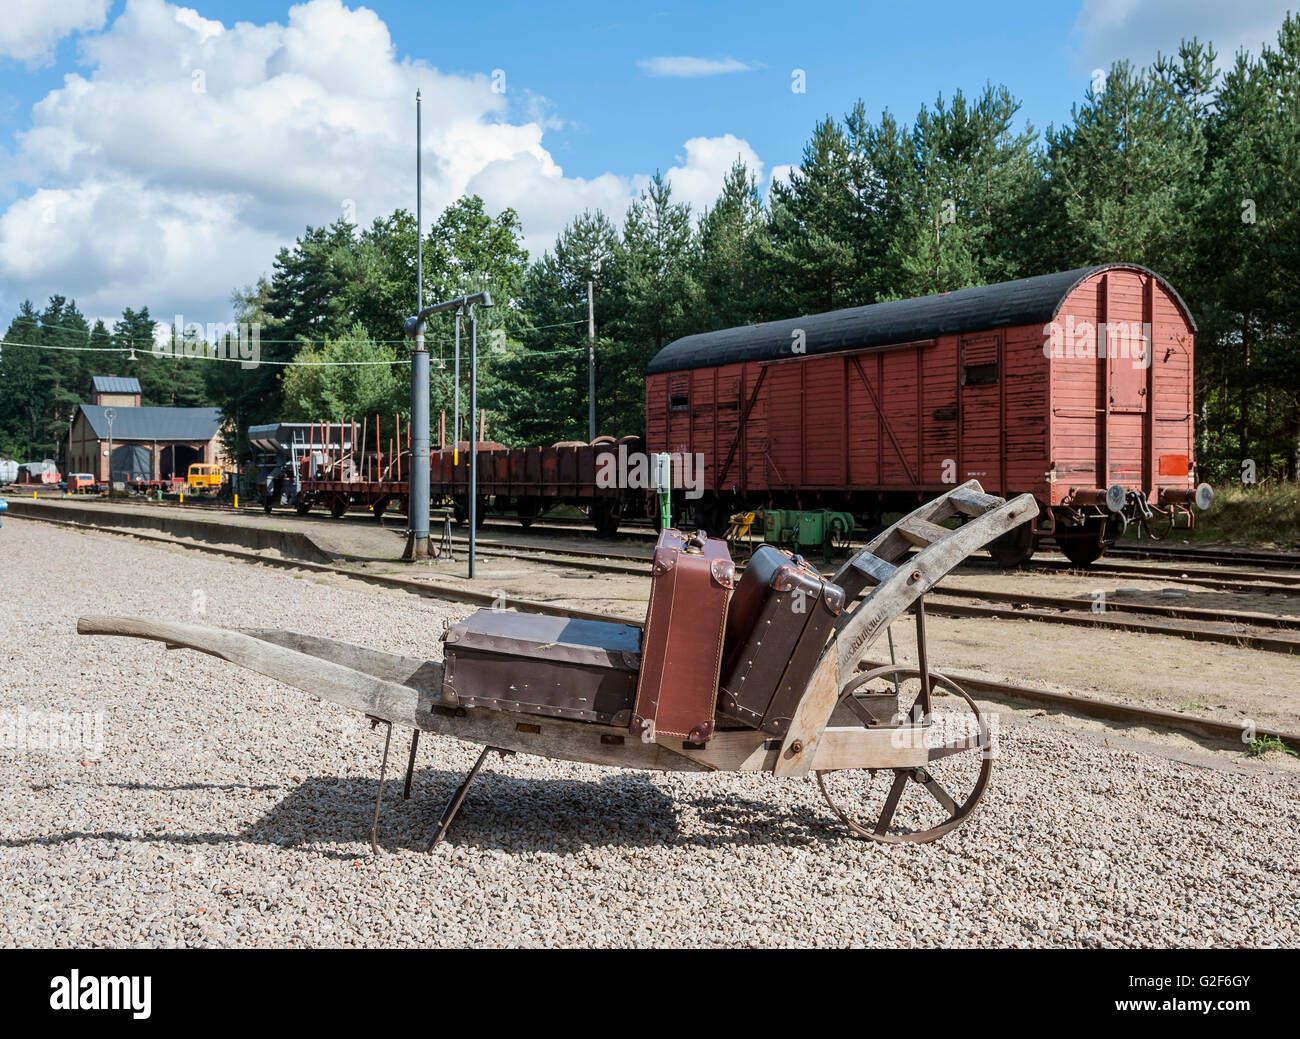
[403,88,430,561]
[467,303,479,579]
[587,279,596,441]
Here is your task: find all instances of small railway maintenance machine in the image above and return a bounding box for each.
[79,480,1036,848]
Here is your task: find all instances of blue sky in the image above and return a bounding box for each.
[0,0,1293,326]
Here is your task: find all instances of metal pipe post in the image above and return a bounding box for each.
[402,291,492,562]
[468,305,478,580]
[405,89,430,560]
[453,309,461,464]
[406,329,430,558]
[587,279,596,441]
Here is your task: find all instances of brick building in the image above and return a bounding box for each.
[67,376,228,485]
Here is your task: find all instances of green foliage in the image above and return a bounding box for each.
[890,85,1042,296]
[696,159,766,329]
[1246,734,1298,758]
[1160,480,1300,549]
[280,323,406,437]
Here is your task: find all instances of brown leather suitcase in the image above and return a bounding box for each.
[631,529,734,744]
[442,609,641,724]
[717,545,845,735]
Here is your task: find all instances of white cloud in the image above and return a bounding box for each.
[659,134,764,215]
[637,55,752,78]
[466,154,634,256]
[0,0,110,66]
[1072,0,1292,73]
[0,0,769,324]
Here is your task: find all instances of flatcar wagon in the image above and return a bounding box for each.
[430,434,642,534]
[645,263,1212,565]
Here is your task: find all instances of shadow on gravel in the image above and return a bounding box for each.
[7,770,834,857]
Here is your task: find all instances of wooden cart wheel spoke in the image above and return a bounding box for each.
[873,771,910,835]
[816,664,993,844]
[917,771,960,816]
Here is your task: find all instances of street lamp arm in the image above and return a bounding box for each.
[403,291,493,340]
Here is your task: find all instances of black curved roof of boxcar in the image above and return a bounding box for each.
[646,264,1194,375]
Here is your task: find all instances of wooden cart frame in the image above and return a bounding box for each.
[79,480,1037,848]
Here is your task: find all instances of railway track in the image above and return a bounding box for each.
[20,493,1300,593]
[452,536,1300,650]
[11,508,1299,754]
[1104,541,1300,569]
[22,501,1300,652]
[37,494,1300,574]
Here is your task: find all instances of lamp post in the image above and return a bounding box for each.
[402,291,493,568]
[103,408,116,498]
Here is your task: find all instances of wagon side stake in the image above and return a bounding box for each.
[427,745,507,852]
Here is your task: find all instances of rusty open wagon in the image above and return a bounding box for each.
[78,480,1036,849]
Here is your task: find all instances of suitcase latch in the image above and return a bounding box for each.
[710,559,735,588]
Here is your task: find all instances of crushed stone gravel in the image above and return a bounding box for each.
[1,520,1297,948]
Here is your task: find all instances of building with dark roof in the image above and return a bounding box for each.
[67,397,226,486]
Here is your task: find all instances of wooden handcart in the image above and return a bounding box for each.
[78,480,1037,848]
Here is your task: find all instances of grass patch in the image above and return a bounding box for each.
[1246,734,1299,758]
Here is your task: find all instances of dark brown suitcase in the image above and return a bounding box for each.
[631,529,734,744]
[717,545,845,735]
[442,609,641,725]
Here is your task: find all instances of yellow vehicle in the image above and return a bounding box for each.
[186,463,225,493]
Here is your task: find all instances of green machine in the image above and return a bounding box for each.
[760,508,855,563]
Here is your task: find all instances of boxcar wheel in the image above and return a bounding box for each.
[1059,535,1105,566]
[329,494,348,519]
[294,498,312,516]
[1057,517,1115,567]
[592,500,623,537]
[516,496,540,529]
[987,518,1035,568]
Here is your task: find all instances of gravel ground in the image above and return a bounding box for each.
[1,519,1298,948]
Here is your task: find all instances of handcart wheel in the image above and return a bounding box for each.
[815,665,993,844]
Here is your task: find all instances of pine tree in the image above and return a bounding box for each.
[889,86,1041,298]
[696,159,766,329]
[762,117,856,314]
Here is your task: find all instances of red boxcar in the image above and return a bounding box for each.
[645,264,1211,565]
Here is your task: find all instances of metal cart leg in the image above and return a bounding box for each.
[368,718,394,855]
[426,745,496,852]
[914,598,932,719]
[403,729,420,800]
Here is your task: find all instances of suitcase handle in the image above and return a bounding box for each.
[684,530,707,553]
